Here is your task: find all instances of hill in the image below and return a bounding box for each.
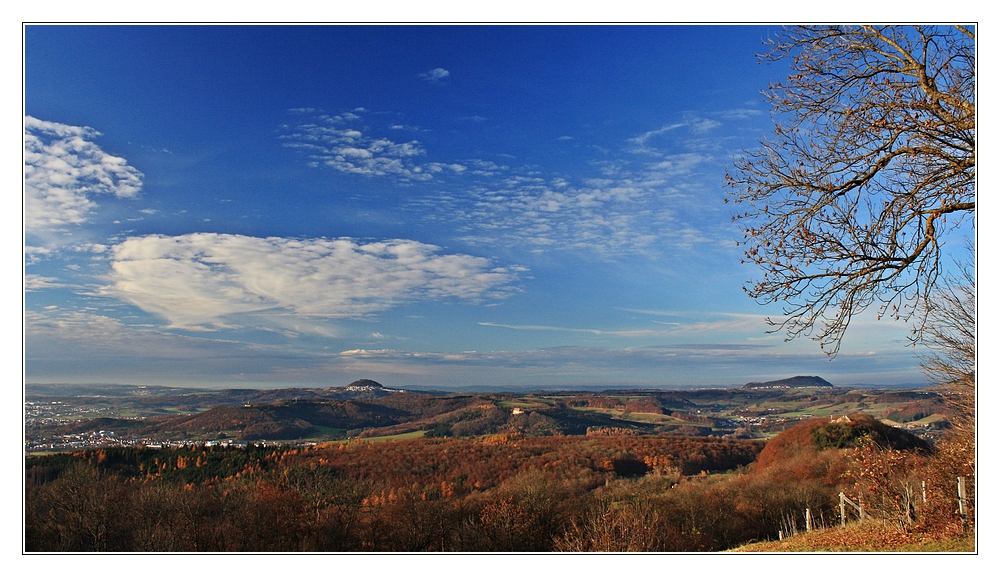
[742,375,833,389]
[753,413,929,470]
[157,395,473,440]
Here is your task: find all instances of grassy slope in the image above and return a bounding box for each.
[729,521,975,552]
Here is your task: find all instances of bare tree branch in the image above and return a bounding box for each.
[727,25,975,355]
[920,243,975,434]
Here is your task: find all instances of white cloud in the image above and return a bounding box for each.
[716,108,764,120]
[24,274,64,291]
[419,67,450,82]
[23,116,143,233]
[463,159,505,175]
[476,312,770,338]
[628,115,721,154]
[647,153,710,176]
[103,233,520,330]
[688,118,722,133]
[26,309,133,345]
[477,321,661,337]
[280,110,449,180]
[629,123,686,150]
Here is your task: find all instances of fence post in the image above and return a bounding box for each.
[839,492,846,528]
[778,530,783,541]
[957,476,967,522]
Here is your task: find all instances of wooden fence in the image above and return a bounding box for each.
[777,476,970,540]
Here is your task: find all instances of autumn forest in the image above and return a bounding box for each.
[25,406,974,552]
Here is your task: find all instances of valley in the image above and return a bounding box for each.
[24,378,952,453]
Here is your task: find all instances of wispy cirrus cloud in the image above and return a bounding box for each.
[477,322,663,338]
[422,164,704,256]
[628,114,722,154]
[715,108,764,120]
[27,309,147,348]
[24,274,65,291]
[339,344,780,366]
[23,116,143,236]
[103,233,521,331]
[477,312,773,339]
[412,113,735,256]
[283,108,736,257]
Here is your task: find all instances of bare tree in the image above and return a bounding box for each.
[727,25,975,354]
[920,245,975,431]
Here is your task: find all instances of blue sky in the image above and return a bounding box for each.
[23,25,946,389]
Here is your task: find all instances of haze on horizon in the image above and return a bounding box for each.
[24,25,940,390]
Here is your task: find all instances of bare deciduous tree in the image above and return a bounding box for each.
[727,25,975,354]
[920,246,975,431]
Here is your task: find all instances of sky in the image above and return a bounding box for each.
[22,25,955,390]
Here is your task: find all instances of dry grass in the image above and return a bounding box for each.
[730,520,975,552]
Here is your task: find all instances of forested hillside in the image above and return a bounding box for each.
[25,416,971,552]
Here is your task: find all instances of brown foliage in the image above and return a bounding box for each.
[23,435,771,552]
[754,414,928,472]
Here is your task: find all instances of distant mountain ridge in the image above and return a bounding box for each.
[742,376,833,389]
[26,379,406,405]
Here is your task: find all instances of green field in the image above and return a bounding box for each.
[352,430,427,443]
